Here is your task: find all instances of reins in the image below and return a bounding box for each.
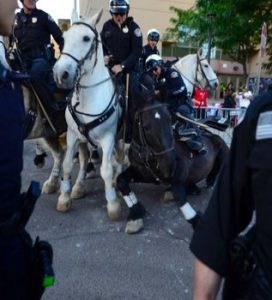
[131,103,175,183]
[59,21,119,146]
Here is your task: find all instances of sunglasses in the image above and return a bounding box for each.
[149,39,158,42]
[112,13,126,17]
[152,66,160,72]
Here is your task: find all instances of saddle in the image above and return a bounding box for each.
[174,121,207,155]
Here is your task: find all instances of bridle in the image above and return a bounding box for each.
[195,54,218,89]
[61,22,99,85]
[131,103,175,183]
[59,21,118,146]
[177,53,218,90]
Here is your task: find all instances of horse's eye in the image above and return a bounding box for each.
[83,36,91,42]
[204,64,209,68]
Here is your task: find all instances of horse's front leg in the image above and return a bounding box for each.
[70,142,88,199]
[100,136,121,220]
[117,167,146,234]
[42,137,64,194]
[171,169,200,230]
[57,131,78,212]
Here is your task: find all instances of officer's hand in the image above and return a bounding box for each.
[155,90,160,96]
[104,55,112,65]
[111,64,123,74]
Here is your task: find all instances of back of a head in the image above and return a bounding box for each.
[109,0,130,14]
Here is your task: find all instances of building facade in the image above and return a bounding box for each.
[78,0,271,98]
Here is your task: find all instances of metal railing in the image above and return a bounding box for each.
[193,106,246,146]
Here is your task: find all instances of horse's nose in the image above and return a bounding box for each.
[62,71,69,81]
[214,82,218,88]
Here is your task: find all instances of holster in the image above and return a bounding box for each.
[222,227,256,299]
[0,181,55,300]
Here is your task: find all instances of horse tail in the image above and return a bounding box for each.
[206,133,229,187]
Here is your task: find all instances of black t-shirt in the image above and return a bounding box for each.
[0,65,25,221]
[190,90,272,285]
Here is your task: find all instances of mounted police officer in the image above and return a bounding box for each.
[190,81,272,299]
[101,0,143,142]
[13,0,64,93]
[142,28,160,65]
[145,54,206,155]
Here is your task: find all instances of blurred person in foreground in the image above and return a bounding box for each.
[0,1,53,299]
[190,80,272,299]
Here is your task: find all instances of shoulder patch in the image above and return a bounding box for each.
[48,14,55,22]
[170,71,178,78]
[134,28,142,37]
[256,111,272,140]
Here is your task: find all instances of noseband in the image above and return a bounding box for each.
[195,54,218,89]
[131,103,175,183]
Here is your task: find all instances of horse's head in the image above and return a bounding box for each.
[195,48,218,90]
[132,76,176,181]
[53,9,103,89]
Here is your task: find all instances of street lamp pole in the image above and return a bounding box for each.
[207,12,214,63]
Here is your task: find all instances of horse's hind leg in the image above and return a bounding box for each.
[70,142,88,199]
[57,131,78,212]
[42,137,64,194]
[117,167,146,234]
[100,136,121,220]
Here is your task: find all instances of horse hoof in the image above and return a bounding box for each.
[42,180,59,194]
[71,184,85,199]
[34,153,47,168]
[125,219,144,234]
[162,190,173,202]
[57,200,72,212]
[107,201,121,220]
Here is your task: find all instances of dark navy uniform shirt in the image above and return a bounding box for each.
[190,90,272,284]
[101,17,142,71]
[0,67,25,222]
[14,9,64,59]
[158,67,187,112]
[142,44,159,64]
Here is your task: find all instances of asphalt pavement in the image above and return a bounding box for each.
[23,140,212,300]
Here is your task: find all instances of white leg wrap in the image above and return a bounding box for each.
[51,167,60,177]
[123,192,138,208]
[105,187,116,203]
[61,179,71,193]
[180,203,196,220]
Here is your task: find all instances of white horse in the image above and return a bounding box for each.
[53,10,122,218]
[174,48,218,97]
[0,36,65,196]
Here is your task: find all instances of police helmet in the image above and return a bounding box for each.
[145,54,163,72]
[147,29,160,42]
[109,0,130,14]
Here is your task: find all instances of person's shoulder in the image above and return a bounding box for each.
[167,68,180,78]
[126,17,141,29]
[36,9,55,23]
[102,19,112,27]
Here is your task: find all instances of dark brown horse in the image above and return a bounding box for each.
[116,73,229,233]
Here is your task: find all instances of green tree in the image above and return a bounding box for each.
[166,0,272,77]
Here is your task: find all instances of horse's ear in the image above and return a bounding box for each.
[91,9,103,26]
[198,48,203,57]
[71,7,80,24]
